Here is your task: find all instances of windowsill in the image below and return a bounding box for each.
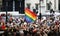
[45,10,50,12]
[45,10,59,12]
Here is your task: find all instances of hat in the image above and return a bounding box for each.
[24,22,27,25]
[42,17,46,20]
[13,21,15,23]
[35,24,38,27]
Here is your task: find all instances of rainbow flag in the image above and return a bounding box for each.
[24,8,37,23]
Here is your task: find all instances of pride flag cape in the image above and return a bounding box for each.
[24,8,37,23]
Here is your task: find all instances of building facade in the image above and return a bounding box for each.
[0,0,60,15]
[25,0,60,15]
[0,0,24,14]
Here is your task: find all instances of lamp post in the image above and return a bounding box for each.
[19,0,21,14]
[6,1,8,24]
[13,0,15,11]
[40,0,41,13]
[38,0,42,24]
[38,0,42,20]
[49,2,52,17]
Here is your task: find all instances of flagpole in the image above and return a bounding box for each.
[38,0,41,24]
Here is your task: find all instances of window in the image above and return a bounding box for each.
[0,0,2,6]
[8,1,13,11]
[26,4,31,9]
[40,0,43,1]
[0,0,25,13]
[59,0,60,10]
[2,0,13,11]
[40,0,44,3]
[0,0,2,11]
[15,1,20,11]
[47,3,50,10]
[46,2,52,10]
[19,0,25,14]
[46,0,48,2]
[35,4,38,10]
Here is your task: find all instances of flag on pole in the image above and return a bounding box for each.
[24,8,37,23]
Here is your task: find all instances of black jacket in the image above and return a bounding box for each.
[48,30,60,36]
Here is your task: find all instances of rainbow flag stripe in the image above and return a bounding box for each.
[24,16,34,23]
[25,8,37,23]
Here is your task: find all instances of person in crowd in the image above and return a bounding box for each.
[1,22,7,31]
[22,22,28,36]
[15,26,20,36]
[0,13,60,36]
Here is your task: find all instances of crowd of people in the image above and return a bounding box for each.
[0,13,60,36]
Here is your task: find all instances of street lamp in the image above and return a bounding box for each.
[38,0,42,20]
[39,0,41,13]
[37,0,42,24]
[6,1,8,24]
